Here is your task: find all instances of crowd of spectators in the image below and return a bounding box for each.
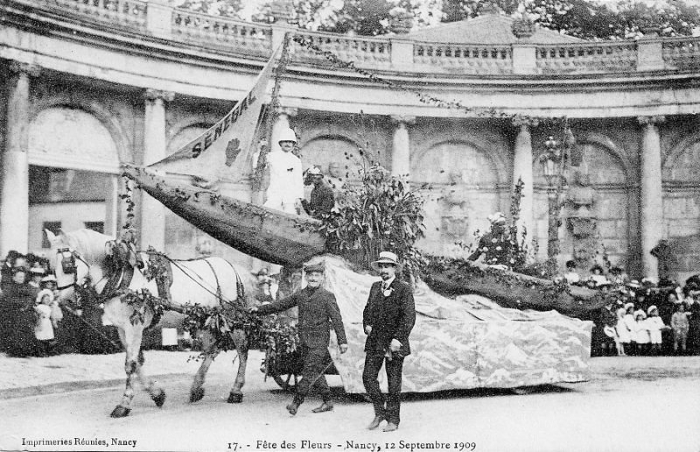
[563,260,700,357]
[0,250,119,357]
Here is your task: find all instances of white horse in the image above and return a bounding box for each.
[47,229,256,417]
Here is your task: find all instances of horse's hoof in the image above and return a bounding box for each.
[110,406,131,418]
[190,387,204,403]
[227,393,243,404]
[152,390,166,408]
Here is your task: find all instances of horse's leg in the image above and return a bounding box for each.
[111,325,142,418]
[134,347,167,408]
[227,329,248,404]
[190,332,220,403]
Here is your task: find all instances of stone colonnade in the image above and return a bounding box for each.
[0,65,673,279]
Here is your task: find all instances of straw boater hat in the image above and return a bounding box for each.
[371,251,400,271]
[634,309,647,319]
[41,274,57,283]
[29,267,45,276]
[624,302,635,312]
[647,305,658,315]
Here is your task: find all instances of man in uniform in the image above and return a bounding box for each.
[362,251,416,432]
[302,166,335,218]
[264,128,305,215]
[467,211,519,269]
[251,262,348,415]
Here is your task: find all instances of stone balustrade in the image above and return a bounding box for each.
[7,0,700,76]
[536,41,637,73]
[171,9,272,56]
[294,30,392,69]
[663,37,700,70]
[26,0,147,29]
[413,42,513,74]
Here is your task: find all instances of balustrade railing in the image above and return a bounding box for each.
[36,0,147,29]
[9,0,700,76]
[413,42,513,74]
[536,41,636,73]
[293,31,392,69]
[171,10,272,56]
[663,37,700,70]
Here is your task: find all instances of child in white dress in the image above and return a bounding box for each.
[646,305,667,356]
[615,307,630,355]
[33,289,55,356]
[633,310,650,355]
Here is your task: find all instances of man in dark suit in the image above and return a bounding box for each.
[252,261,348,415]
[362,251,416,432]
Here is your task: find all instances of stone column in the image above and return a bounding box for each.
[1,62,39,256]
[270,107,298,153]
[390,115,415,178]
[638,115,665,279]
[512,117,538,239]
[140,89,174,251]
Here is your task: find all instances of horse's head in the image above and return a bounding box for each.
[46,228,114,303]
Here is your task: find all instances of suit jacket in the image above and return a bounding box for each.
[256,286,347,349]
[363,279,416,357]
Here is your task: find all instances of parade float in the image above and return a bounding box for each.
[122,164,604,319]
[117,34,594,394]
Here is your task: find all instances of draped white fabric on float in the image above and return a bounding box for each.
[148,43,283,183]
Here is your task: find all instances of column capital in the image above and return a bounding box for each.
[144,89,175,102]
[637,115,666,127]
[275,106,298,117]
[390,115,416,126]
[9,61,41,78]
[512,116,539,129]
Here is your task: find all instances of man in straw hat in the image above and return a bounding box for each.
[363,251,416,432]
[251,261,347,416]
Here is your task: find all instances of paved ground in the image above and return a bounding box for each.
[0,351,699,452]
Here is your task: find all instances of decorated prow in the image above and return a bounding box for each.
[121,164,325,267]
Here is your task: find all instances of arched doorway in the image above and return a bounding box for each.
[662,137,700,282]
[411,141,502,258]
[539,139,629,272]
[300,135,366,192]
[27,107,120,254]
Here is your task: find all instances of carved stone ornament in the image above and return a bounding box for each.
[144,89,175,102]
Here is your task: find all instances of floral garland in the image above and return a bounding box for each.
[116,175,301,376]
[291,34,566,127]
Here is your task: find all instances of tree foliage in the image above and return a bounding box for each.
[185,0,700,40]
[441,0,700,39]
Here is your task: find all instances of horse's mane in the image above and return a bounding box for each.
[61,229,115,266]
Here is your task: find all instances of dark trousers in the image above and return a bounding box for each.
[362,352,404,425]
[293,344,331,405]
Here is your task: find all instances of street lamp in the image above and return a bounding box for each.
[538,134,569,271]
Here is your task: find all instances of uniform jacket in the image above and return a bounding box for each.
[256,286,347,349]
[308,181,335,217]
[363,279,416,357]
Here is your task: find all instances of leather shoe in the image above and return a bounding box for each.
[382,422,399,432]
[367,416,385,430]
[311,402,333,413]
[286,403,299,416]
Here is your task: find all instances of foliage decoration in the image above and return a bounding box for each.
[318,165,426,278]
